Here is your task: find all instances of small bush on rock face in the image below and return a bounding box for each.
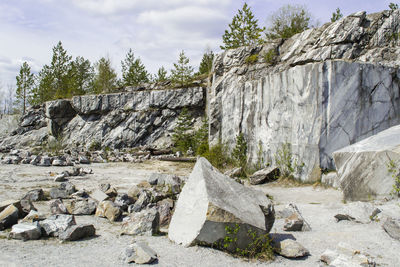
[232,132,248,176]
[88,141,101,151]
[245,54,259,64]
[262,49,277,65]
[203,141,232,170]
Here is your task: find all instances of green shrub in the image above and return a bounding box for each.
[214,224,274,261]
[203,141,231,170]
[232,132,248,176]
[193,117,209,155]
[275,142,304,179]
[262,49,277,65]
[387,159,400,197]
[245,54,259,64]
[88,141,101,151]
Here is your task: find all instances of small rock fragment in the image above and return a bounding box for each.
[21,189,45,202]
[122,208,160,236]
[382,217,400,241]
[274,239,310,258]
[9,222,42,241]
[249,167,280,185]
[124,242,158,264]
[95,200,121,222]
[59,224,95,241]
[50,199,69,215]
[40,214,76,237]
[0,205,19,230]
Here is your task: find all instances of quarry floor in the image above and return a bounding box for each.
[0,161,399,267]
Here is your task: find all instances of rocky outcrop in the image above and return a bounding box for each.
[0,86,205,151]
[333,125,400,201]
[209,10,400,182]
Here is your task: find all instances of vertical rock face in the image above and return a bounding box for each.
[209,10,400,181]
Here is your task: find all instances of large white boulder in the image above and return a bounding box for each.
[333,125,400,201]
[168,157,274,250]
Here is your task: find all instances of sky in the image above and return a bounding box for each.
[0,0,395,92]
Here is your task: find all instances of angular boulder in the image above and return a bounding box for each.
[333,125,400,201]
[124,242,158,264]
[9,222,42,241]
[382,217,400,241]
[0,205,19,230]
[168,157,275,249]
[40,214,76,237]
[122,208,159,236]
[21,189,45,202]
[273,239,309,258]
[249,167,280,185]
[95,200,121,222]
[334,202,381,224]
[66,198,97,215]
[59,224,96,241]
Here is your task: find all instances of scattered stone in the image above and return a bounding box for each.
[124,242,158,264]
[54,173,68,182]
[50,199,69,215]
[40,214,76,237]
[122,208,160,236]
[137,181,151,189]
[100,183,111,192]
[90,189,109,203]
[169,157,275,250]
[0,205,19,230]
[71,189,89,198]
[334,202,381,223]
[224,167,242,178]
[127,185,141,201]
[20,199,36,216]
[9,222,42,241]
[52,158,66,166]
[39,156,52,166]
[249,167,280,185]
[274,239,310,258]
[21,210,46,223]
[114,194,134,211]
[130,190,150,213]
[148,173,183,194]
[103,185,118,198]
[157,198,174,226]
[50,182,76,199]
[320,249,339,265]
[320,243,375,266]
[59,224,96,241]
[0,199,20,213]
[21,189,45,202]
[382,217,400,241]
[280,204,311,231]
[95,200,122,222]
[79,155,90,164]
[67,198,97,215]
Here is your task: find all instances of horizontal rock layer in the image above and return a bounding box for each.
[1,87,205,150]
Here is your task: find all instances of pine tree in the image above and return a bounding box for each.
[15,62,34,114]
[197,50,214,75]
[51,41,73,98]
[232,132,248,172]
[92,56,118,94]
[172,107,193,153]
[31,65,54,104]
[121,49,149,86]
[154,66,168,82]
[220,3,265,50]
[170,50,194,87]
[389,3,399,10]
[68,56,94,96]
[331,8,343,22]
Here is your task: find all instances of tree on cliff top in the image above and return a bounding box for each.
[197,49,214,75]
[15,62,34,115]
[389,3,399,10]
[121,49,149,86]
[266,4,311,39]
[170,50,194,87]
[92,56,118,94]
[331,8,343,22]
[220,3,265,50]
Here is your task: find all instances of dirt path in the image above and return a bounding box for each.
[0,162,399,266]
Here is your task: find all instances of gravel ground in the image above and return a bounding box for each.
[0,161,400,267]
